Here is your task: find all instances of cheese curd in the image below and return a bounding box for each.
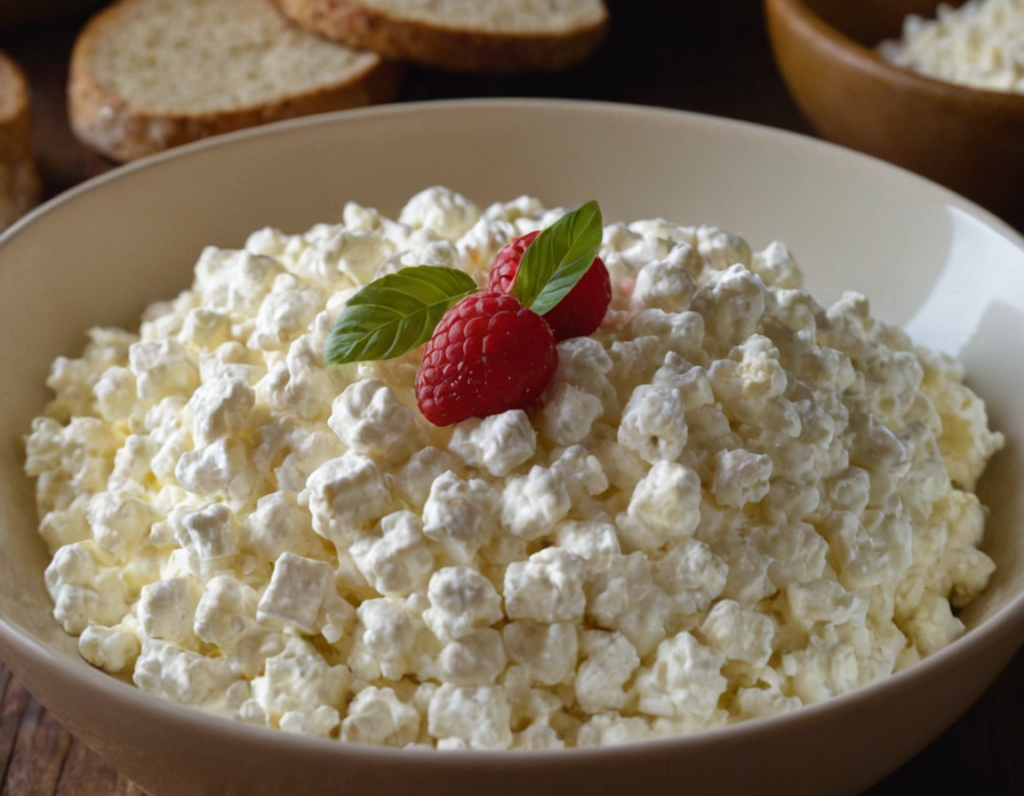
[25,186,1005,748]
[879,0,1024,93]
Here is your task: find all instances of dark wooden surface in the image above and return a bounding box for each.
[0,2,1022,794]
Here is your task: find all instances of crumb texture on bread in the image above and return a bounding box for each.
[86,0,382,114]
[0,50,42,230]
[272,0,609,72]
[69,0,401,161]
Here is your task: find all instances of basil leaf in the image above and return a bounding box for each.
[324,266,478,365]
[511,200,603,316]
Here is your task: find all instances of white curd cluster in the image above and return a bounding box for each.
[25,187,1004,749]
[879,0,1024,93]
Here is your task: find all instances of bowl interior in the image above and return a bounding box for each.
[1,102,1024,782]
[801,0,966,47]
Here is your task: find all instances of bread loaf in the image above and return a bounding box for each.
[69,0,402,162]
[0,50,42,231]
[270,0,609,73]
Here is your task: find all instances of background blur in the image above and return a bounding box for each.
[0,0,813,200]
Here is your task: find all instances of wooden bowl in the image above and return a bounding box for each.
[766,0,1024,229]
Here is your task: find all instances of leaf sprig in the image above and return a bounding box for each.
[511,200,602,316]
[324,201,603,366]
[324,266,477,365]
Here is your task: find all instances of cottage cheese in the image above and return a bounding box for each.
[879,0,1024,93]
[25,187,1005,749]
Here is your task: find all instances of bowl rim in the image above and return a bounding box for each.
[2,96,1024,763]
[767,0,1024,108]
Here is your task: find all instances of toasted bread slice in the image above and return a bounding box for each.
[270,0,609,73]
[69,0,402,163]
[0,50,42,231]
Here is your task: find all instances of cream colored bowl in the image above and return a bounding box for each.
[1,100,1023,796]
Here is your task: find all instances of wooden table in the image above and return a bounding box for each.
[1,2,1022,794]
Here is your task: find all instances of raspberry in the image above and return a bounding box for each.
[488,230,612,342]
[488,231,541,294]
[415,291,557,426]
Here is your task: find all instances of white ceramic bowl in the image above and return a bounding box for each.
[1,99,1023,796]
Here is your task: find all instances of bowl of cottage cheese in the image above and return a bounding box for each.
[1,99,1024,796]
[766,0,1024,230]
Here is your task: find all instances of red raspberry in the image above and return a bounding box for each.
[415,291,557,426]
[488,231,541,294]
[487,230,612,342]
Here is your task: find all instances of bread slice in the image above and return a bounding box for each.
[69,0,403,163]
[0,50,43,231]
[270,0,609,73]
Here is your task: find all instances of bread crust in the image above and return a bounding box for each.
[0,50,43,230]
[68,0,404,163]
[270,0,609,73]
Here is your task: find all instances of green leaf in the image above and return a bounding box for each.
[511,200,603,316]
[324,266,478,365]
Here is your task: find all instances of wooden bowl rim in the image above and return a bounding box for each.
[766,0,1024,111]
